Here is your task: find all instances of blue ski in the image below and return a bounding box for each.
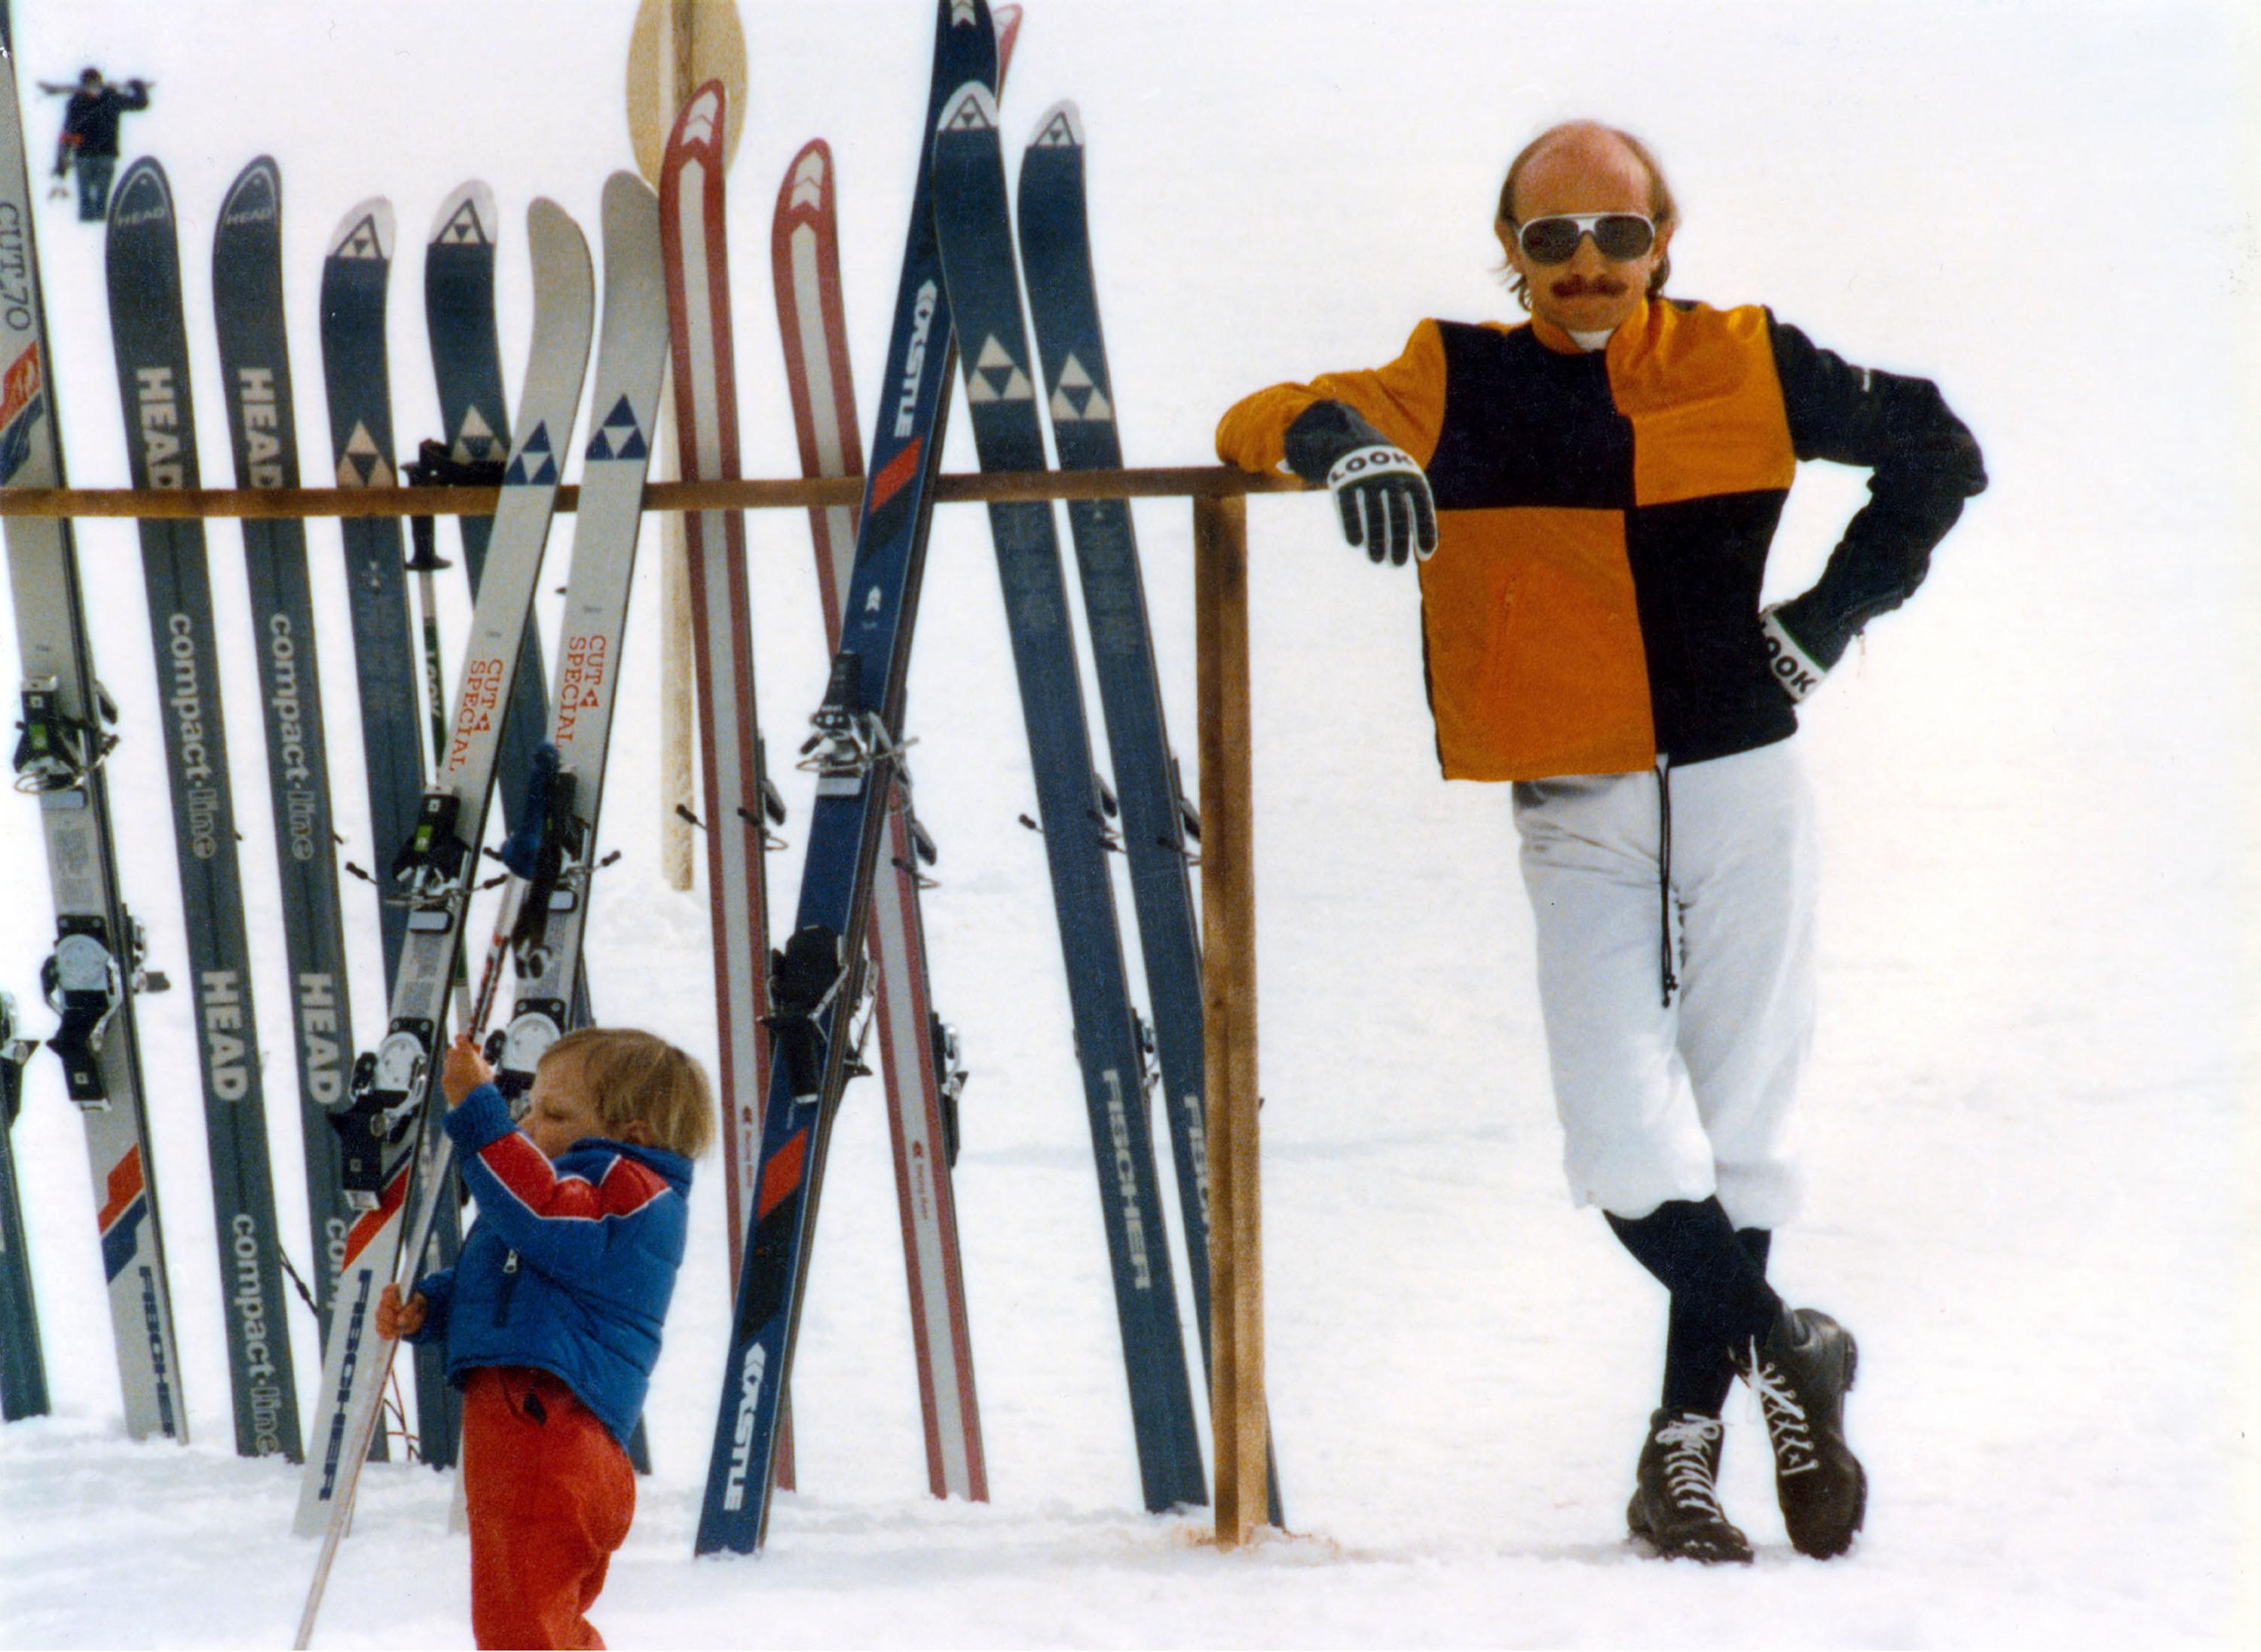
[695,0,997,1557]
[932,80,1207,1513]
[1017,101,1283,1527]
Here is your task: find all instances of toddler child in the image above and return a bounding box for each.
[378,1027,711,1649]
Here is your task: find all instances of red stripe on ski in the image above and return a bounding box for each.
[757,1130,809,1221]
[869,436,923,514]
[340,1161,410,1269]
[96,1146,144,1231]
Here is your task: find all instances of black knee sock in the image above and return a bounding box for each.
[1605,1199,1781,1418]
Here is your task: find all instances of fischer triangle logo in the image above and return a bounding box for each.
[452,407,500,465]
[504,422,555,487]
[586,396,648,462]
[941,86,993,133]
[436,197,491,246]
[1048,353,1111,422]
[335,423,395,488]
[335,216,384,261]
[1033,109,1081,149]
[967,337,1033,405]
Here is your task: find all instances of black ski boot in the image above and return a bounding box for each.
[1739,1306,1866,1558]
[1626,1408,1754,1564]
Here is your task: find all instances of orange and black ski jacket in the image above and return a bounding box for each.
[1216,298,1986,782]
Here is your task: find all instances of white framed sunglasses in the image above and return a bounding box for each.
[1510,212,1657,265]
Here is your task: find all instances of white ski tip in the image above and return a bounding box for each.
[672,80,727,154]
[1028,100,1083,151]
[523,197,593,312]
[937,81,998,136]
[782,138,831,217]
[601,169,660,237]
[327,196,393,262]
[429,180,498,249]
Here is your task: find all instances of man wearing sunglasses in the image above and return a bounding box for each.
[1217,119,1984,1564]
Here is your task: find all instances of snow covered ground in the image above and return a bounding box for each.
[2,0,2255,1645]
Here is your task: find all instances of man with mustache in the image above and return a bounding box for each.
[1216,120,1984,1562]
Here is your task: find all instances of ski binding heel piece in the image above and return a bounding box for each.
[333,1023,433,1203]
[40,924,124,1105]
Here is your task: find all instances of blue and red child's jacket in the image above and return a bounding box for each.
[405,1083,691,1448]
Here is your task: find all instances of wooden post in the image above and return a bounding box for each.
[1195,493,1266,1546]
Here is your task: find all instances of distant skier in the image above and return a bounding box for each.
[1218,119,1984,1562]
[48,67,148,222]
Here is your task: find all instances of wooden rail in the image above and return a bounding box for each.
[0,465,1306,519]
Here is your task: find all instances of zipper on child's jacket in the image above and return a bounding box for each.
[494,1250,519,1326]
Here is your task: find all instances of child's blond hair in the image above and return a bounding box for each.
[539,1027,714,1158]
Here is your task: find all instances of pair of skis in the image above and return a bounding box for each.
[292,171,660,1564]
[692,0,999,1556]
[1017,102,1284,1529]
[295,173,667,1644]
[666,33,1014,1501]
[941,82,1290,1523]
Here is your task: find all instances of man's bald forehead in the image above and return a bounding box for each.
[1498,119,1676,232]
[1522,122,1653,190]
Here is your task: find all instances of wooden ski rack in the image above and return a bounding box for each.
[0,460,1295,1546]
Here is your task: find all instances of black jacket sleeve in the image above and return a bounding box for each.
[1766,315,1987,667]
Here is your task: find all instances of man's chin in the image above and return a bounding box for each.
[1538,298,1637,336]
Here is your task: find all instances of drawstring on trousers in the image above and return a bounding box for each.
[1657,760,1678,1007]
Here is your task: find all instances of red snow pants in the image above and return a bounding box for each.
[461,1366,635,1650]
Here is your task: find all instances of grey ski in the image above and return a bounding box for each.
[0,36,185,1442]
[491,173,669,1096]
[294,194,593,1540]
[424,182,595,1033]
[106,154,301,1460]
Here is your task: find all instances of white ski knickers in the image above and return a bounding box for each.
[1511,737,1817,1231]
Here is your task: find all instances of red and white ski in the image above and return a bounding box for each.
[659,81,802,1491]
[771,127,989,1501]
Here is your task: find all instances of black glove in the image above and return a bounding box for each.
[1758,604,1832,702]
[1283,401,1436,566]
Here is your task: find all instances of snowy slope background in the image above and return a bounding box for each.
[2,0,2255,1645]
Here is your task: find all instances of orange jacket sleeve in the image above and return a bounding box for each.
[1215,319,1451,475]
